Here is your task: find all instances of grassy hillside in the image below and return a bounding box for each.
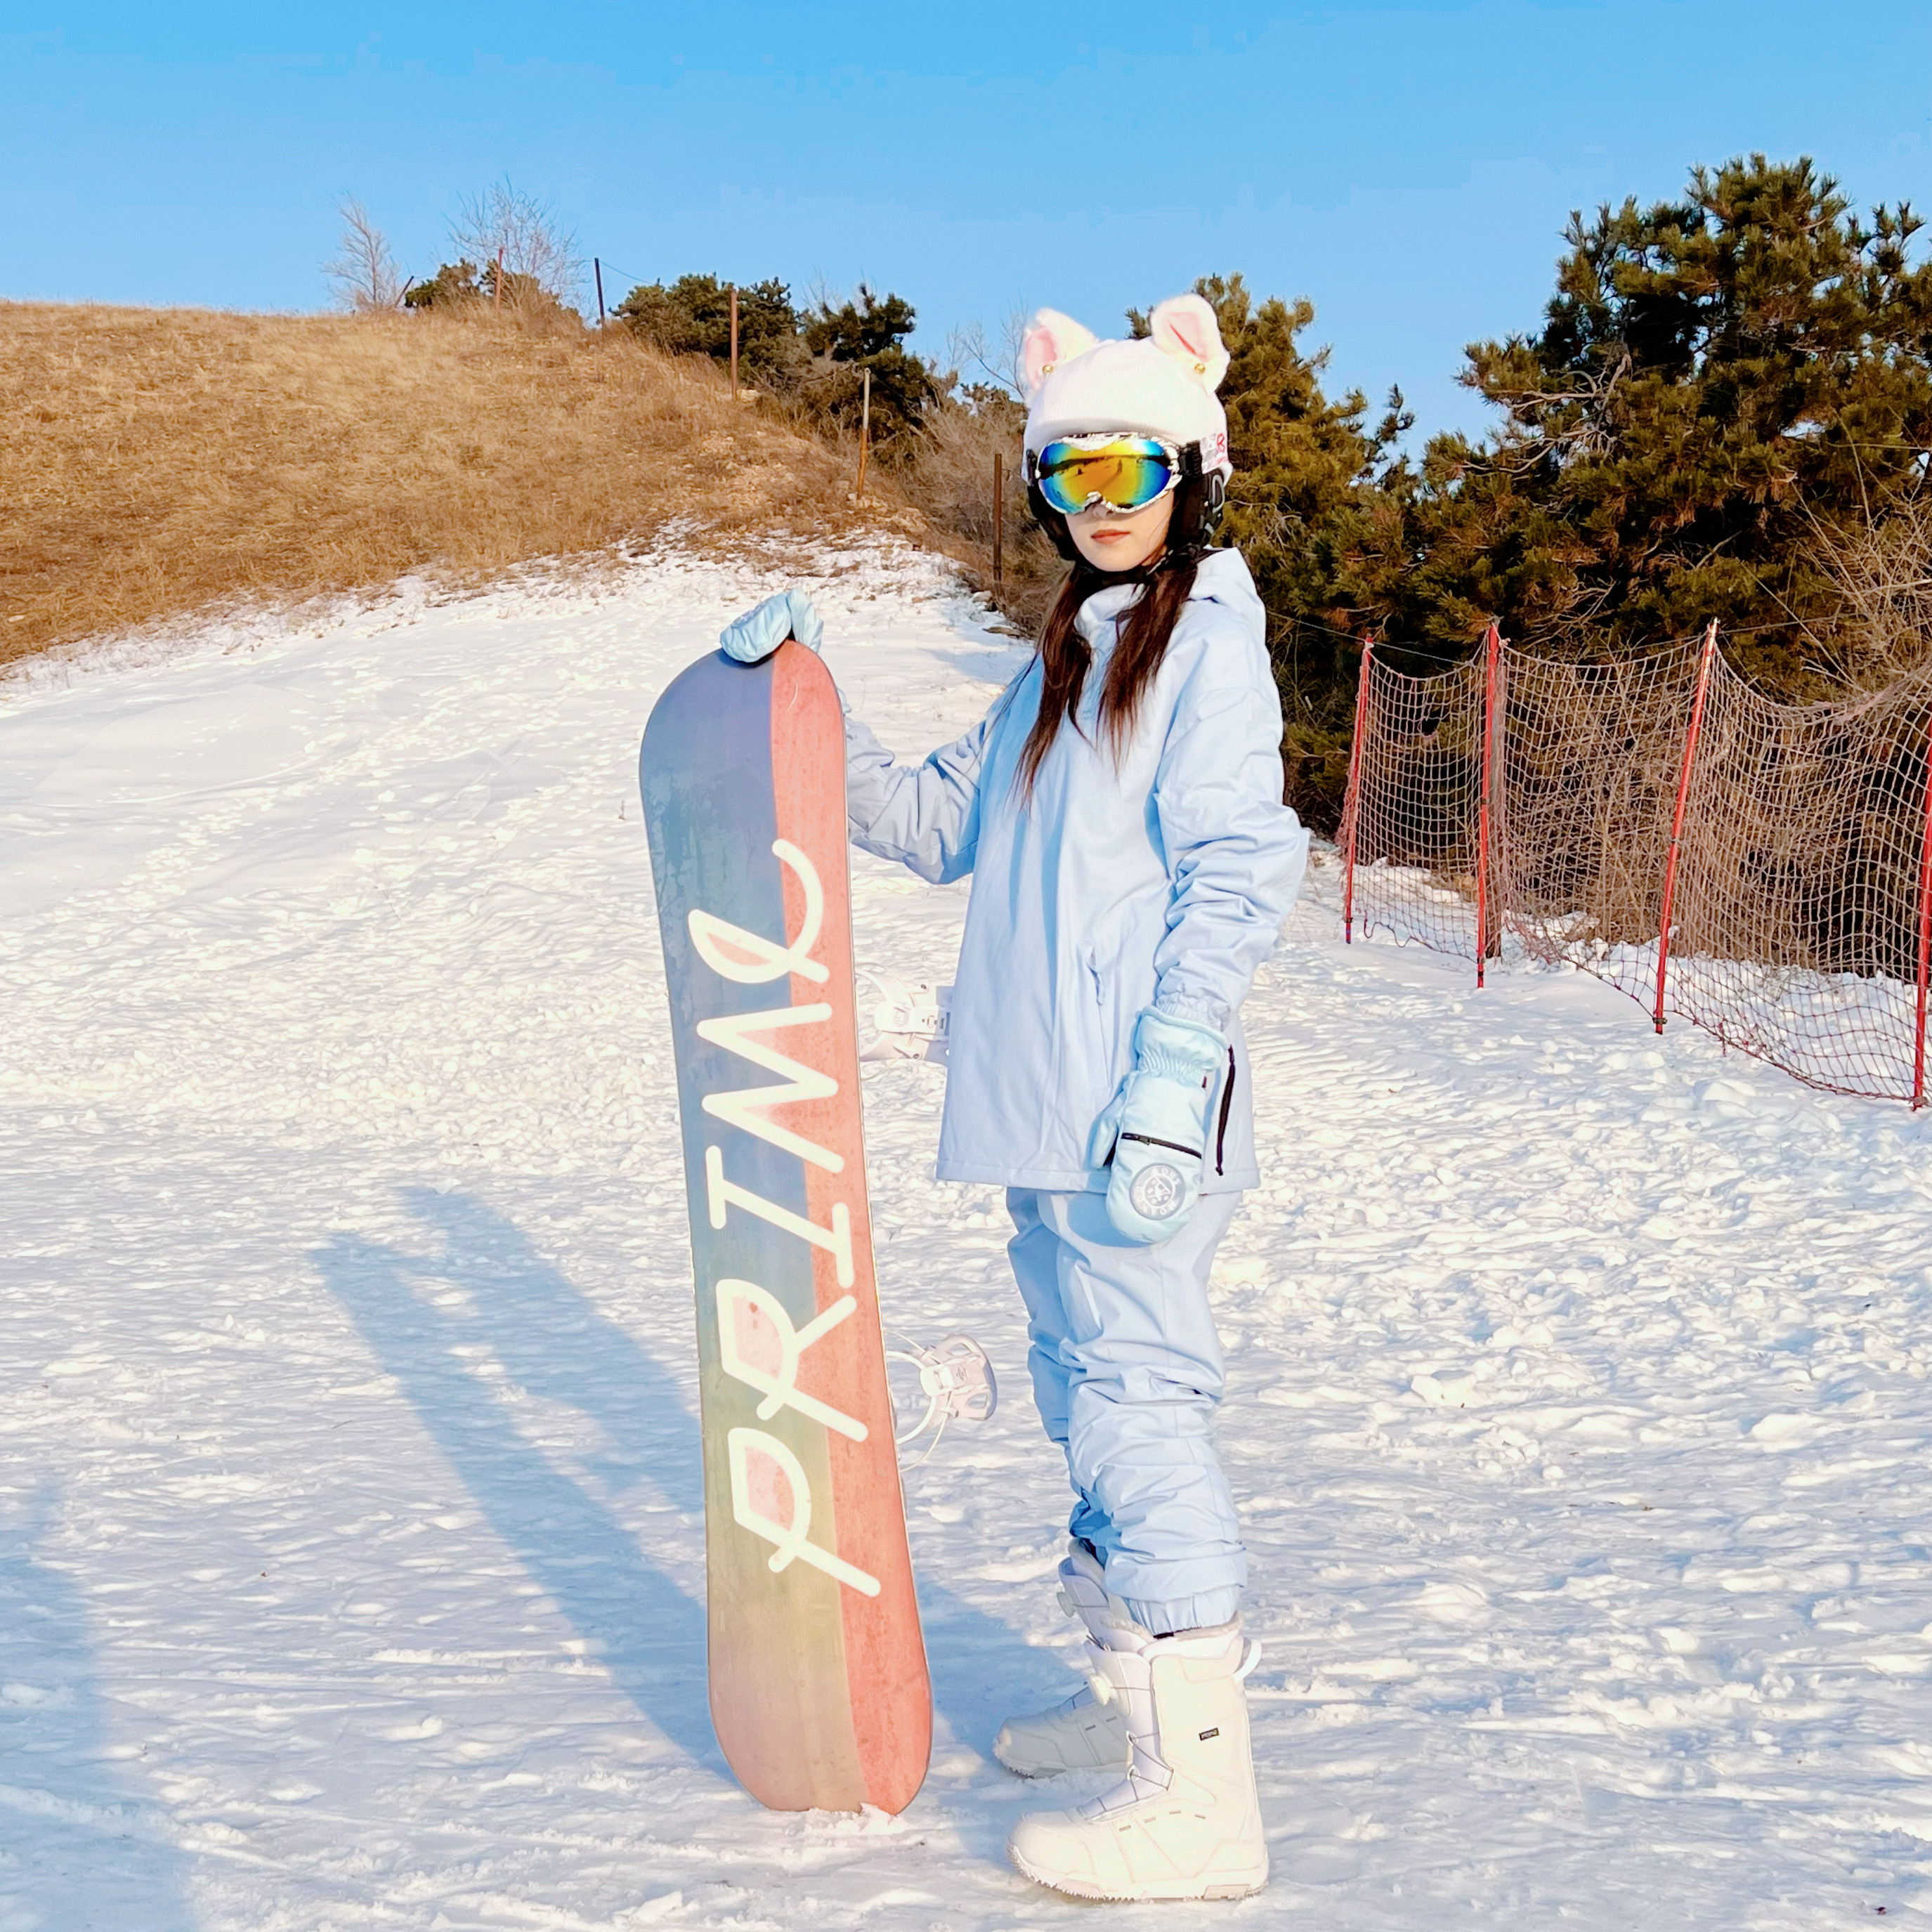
[0,303,901,669]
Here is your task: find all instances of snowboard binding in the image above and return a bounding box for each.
[857,970,951,1063]
[885,1331,998,1468]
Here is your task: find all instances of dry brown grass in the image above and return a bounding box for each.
[901,398,1061,636]
[0,301,899,668]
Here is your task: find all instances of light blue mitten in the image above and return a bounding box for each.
[719,588,823,665]
[1103,1008,1229,1244]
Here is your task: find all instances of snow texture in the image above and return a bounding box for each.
[4,542,1932,1929]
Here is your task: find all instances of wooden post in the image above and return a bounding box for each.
[1654,620,1721,1033]
[1341,634,1374,944]
[594,257,606,327]
[1473,625,1504,987]
[729,285,739,398]
[494,244,504,311]
[1913,700,1932,1107]
[992,452,1004,590]
[855,367,871,499]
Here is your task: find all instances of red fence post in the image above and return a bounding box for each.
[1340,634,1373,944]
[1914,703,1932,1108]
[1654,620,1721,1033]
[1474,623,1502,989]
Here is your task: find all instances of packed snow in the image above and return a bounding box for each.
[4,543,1932,1931]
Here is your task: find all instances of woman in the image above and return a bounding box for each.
[719,295,1307,1900]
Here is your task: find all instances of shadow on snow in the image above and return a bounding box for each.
[0,1481,202,1931]
[314,1187,1043,1823]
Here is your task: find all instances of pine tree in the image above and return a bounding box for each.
[615,274,804,384]
[403,261,485,309]
[803,286,939,458]
[1393,156,1932,691]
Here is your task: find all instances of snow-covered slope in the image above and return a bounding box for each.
[4,547,1931,1931]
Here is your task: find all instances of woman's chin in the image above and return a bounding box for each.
[1078,541,1152,572]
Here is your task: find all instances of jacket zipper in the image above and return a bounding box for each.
[1215,1049,1235,1176]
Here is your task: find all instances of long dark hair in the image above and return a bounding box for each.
[1016,474,1208,800]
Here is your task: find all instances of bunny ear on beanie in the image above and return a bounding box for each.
[1019,309,1099,398]
[1148,294,1231,393]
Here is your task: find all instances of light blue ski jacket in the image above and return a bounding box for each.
[846,549,1308,1193]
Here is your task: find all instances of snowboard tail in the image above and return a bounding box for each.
[641,641,930,1815]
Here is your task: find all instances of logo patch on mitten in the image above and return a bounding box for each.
[1128,1163,1185,1221]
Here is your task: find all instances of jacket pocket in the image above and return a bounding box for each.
[1215,1049,1236,1177]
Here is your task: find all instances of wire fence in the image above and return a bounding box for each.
[1339,627,1932,1105]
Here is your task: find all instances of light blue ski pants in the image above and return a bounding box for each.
[1005,1187,1244,1633]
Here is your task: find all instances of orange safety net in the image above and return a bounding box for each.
[1340,631,1932,1104]
[1498,637,1705,1003]
[1667,661,1932,1099]
[1340,651,1490,963]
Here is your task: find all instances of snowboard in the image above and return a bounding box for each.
[639,639,931,1815]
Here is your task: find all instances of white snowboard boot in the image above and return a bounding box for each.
[993,1541,1132,1777]
[1007,1613,1268,1902]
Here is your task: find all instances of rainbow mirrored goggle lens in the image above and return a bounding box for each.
[1033,435,1182,516]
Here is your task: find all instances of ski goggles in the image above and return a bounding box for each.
[1030,434,1187,517]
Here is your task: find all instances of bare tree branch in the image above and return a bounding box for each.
[450,180,584,310]
[325,198,406,314]
[1805,491,1932,688]
[944,313,1029,400]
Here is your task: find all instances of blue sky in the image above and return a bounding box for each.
[5,2,1927,440]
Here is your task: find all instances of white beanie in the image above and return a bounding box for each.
[1019,294,1232,483]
